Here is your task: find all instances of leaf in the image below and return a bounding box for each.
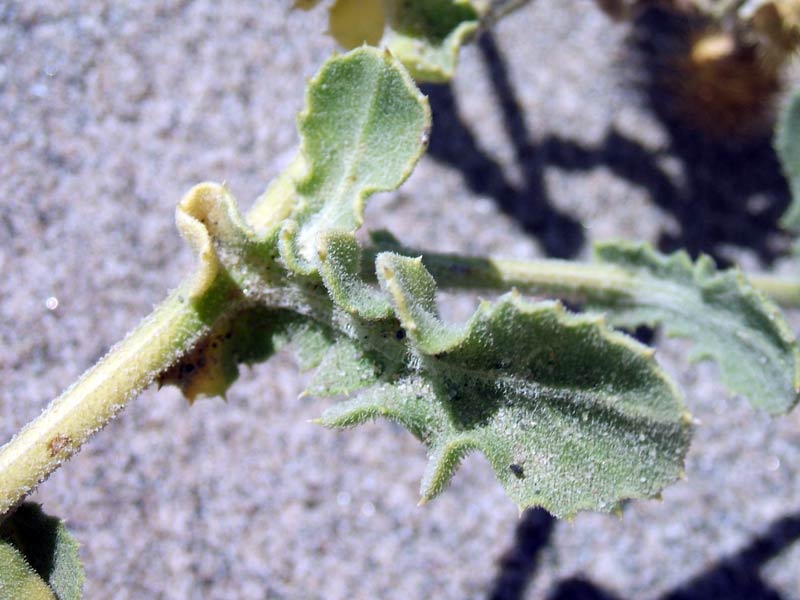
[592,242,800,415]
[312,0,481,82]
[319,253,692,517]
[776,86,800,231]
[0,503,85,600]
[278,46,431,272]
[305,337,385,396]
[159,48,692,517]
[317,230,392,320]
[0,545,55,600]
[383,0,481,82]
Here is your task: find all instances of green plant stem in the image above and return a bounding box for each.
[419,252,630,302]
[749,274,800,308]
[365,247,800,308]
[0,282,229,518]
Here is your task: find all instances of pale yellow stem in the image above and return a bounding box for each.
[0,290,207,516]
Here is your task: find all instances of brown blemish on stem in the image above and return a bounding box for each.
[47,434,71,458]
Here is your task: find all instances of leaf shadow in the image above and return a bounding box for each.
[488,508,556,600]
[0,503,61,583]
[424,27,790,266]
[420,35,585,260]
[486,509,800,600]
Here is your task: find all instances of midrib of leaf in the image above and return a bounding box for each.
[296,60,395,261]
[421,357,682,426]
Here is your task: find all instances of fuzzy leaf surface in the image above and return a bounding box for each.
[592,242,800,414]
[162,49,691,517]
[280,46,430,271]
[319,251,692,517]
[777,87,800,230]
[0,504,84,600]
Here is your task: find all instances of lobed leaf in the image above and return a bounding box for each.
[163,48,694,518]
[317,231,393,320]
[592,242,800,415]
[0,504,84,600]
[383,0,482,82]
[319,252,692,517]
[278,46,430,272]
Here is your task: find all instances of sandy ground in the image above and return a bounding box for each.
[2,1,800,598]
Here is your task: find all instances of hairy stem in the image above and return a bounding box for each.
[0,280,231,517]
[365,248,800,308]
[420,252,630,302]
[749,274,800,308]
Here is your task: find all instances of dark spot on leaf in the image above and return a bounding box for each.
[395,329,406,340]
[510,464,525,479]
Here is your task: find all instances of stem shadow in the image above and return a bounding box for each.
[485,509,800,600]
[421,33,586,260]
[425,25,790,266]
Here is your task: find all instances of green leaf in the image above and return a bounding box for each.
[383,0,481,82]
[279,46,430,273]
[305,337,385,396]
[592,241,800,415]
[776,87,800,231]
[320,253,692,517]
[308,0,481,82]
[317,230,393,320]
[0,503,84,600]
[158,48,692,517]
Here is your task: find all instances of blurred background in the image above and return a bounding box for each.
[2,1,800,597]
